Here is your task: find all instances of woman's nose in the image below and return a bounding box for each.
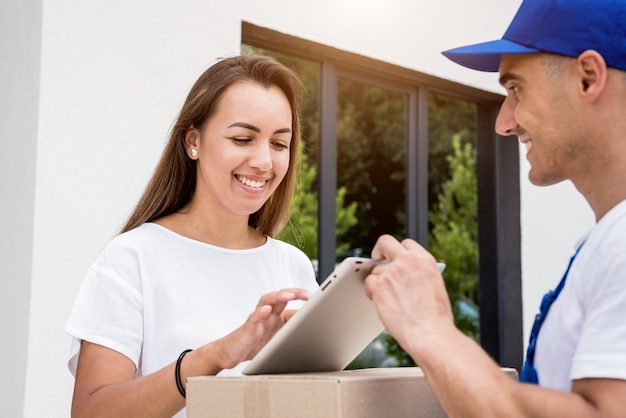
[249,142,273,171]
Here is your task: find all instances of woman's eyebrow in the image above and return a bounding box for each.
[228,122,260,132]
[228,122,292,135]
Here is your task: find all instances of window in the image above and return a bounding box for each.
[242,22,522,371]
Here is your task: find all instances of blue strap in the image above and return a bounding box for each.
[519,242,585,384]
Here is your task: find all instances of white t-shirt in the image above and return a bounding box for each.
[65,223,319,417]
[535,199,626,391]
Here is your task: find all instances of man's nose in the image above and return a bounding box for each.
[495,97,518,137]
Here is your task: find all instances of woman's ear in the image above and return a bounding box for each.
[184,125,200,159]
[576,50,607,100]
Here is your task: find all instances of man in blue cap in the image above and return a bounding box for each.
[364,0,626,416]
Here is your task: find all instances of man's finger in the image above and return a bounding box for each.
[371,234,406,261]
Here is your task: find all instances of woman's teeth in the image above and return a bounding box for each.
[237,175,265,189]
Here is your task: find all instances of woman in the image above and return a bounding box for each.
[65,54,319,418]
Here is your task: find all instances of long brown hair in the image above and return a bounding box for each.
[120,54,303,237]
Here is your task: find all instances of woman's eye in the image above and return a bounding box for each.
[272,141,289,150]
[232,137,251,144]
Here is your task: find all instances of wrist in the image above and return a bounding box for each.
[195,342,232,375]
[404,322,462,367]
[175,349,193,398]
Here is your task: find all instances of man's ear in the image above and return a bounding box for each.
[576,50,607,100]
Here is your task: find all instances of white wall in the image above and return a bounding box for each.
[241,0,516,93]
[0,0,42,416]
[23,2,243,416]
[1,0,595,416]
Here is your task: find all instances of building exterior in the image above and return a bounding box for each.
[1,0,594,416]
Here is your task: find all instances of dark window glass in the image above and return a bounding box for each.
[336,78,406,259]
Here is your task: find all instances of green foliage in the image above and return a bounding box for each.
[277,151,358,262]
[428,93,476,207]
[429,135,479,340]
[335,187,359,257]
[276,151,319,257]
[335,80,406,256]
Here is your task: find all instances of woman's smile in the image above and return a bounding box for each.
[235,174,269,190]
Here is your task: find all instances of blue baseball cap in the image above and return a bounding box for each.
[442,0,626,72]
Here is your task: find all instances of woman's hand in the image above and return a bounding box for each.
[212,288,312,369]
[71,288,312,418]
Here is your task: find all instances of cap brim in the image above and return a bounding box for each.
[442,39,540,72]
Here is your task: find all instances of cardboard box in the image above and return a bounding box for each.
[187,367,518,418]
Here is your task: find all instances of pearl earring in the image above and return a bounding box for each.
[191,148,198,157]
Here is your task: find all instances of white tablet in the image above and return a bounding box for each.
[242,257,445,375]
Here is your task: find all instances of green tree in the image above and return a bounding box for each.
[429,135,479,340]
[428,93,476,204]
[277,150,358,264]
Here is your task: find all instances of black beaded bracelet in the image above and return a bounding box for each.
[175,349,193,398]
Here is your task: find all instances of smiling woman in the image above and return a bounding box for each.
[64,55,319,418]
[181,81,293,231]
[122,56,304,238]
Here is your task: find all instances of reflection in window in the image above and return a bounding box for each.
[428,92,479,341]
[336,78,406,260]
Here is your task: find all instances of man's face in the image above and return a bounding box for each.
[495,53,590,186]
